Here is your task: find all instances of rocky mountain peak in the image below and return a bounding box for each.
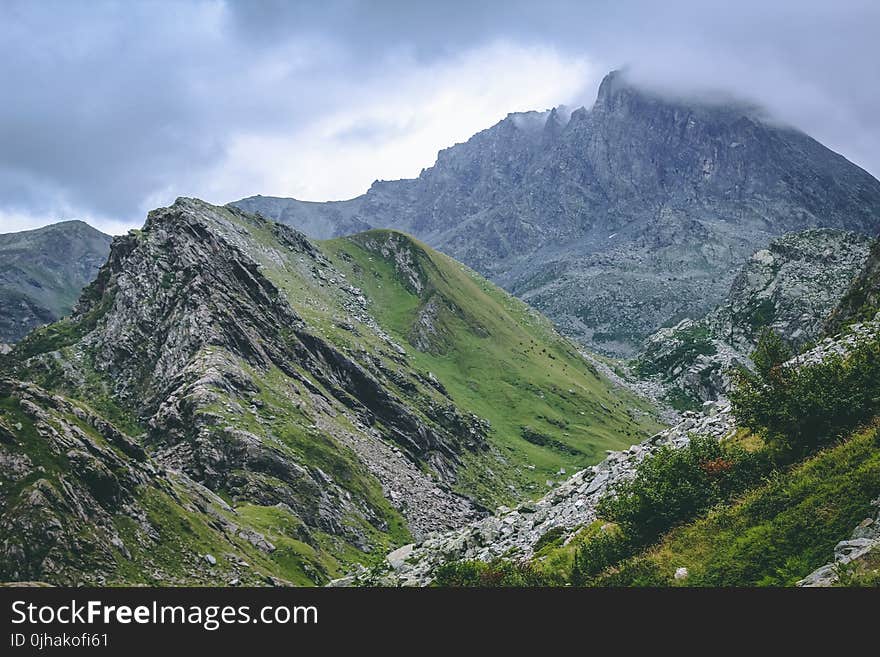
[592,68,631,110]
[235,69,880,356]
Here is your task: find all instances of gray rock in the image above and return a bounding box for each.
[386,543,415,570]
[636,229,872,403]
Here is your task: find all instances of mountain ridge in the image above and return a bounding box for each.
[1,197,660,585]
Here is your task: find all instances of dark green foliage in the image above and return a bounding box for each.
[746,298,777,333]
[597,436,771,545]
[751,329,792,378]
[519,425,581,455]
[731,332,880,458]
[434,558,561,587]
[533,526,567,552]
[570,529,633,585]
[591,423,880,587]
[663,387,702,412]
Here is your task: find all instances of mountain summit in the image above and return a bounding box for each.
[235,70,880,355]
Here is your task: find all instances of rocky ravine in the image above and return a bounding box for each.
[336,402,734,586]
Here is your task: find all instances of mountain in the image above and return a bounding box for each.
[233,196,371,240]
[0,198,660,585]
[234,70,880,356]
[0,220,112,344]
[635,229,872,405]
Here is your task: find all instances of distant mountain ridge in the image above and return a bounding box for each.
[0,220,111,343]
[234,70,880,355]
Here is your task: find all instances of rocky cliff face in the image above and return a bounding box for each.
[234,70,880,355]
[2,198,659,584]
[635,229,871,404]
[0,221,111,343]
[825,238,880,335]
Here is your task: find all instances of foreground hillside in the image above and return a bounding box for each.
[360,258,880,586]
[0,198,659,585]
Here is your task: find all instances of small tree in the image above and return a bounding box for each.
[752,328,791,378]
[731,332,880,459]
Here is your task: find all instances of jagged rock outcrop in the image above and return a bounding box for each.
[0,220,111,343]
[826,238,880,334]
[787,311,880,368]
[20,200,484,545]
[636,229,871,404]
[234,70,880,355]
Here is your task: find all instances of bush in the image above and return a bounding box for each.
[570,528,632,585]
[591,424,880,587]
[596,436,771,546]
[731,330,880,459]
[434,558,561,587]
[533,526,567,552]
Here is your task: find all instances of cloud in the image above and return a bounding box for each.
[208,42,595,202]
[0,0,878,234]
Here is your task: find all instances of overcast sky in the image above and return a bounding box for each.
[1,0,878,234]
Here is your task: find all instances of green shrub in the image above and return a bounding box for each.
[593,424,880,587]
[570,528,632,585]
[533,526,567,552]
[731,330,880,459]
[434,558,561,587]
[597,436,771,546]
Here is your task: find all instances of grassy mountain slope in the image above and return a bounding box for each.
[0,379,358,586]
[324,231,661,501]
[594,423,880,586]
[1,198,660,585]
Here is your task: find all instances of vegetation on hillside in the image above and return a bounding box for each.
[437,328,880,587]
[324,230,662,503]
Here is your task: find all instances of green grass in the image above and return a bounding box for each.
[594,422,880,586]
[323,230,663,504]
